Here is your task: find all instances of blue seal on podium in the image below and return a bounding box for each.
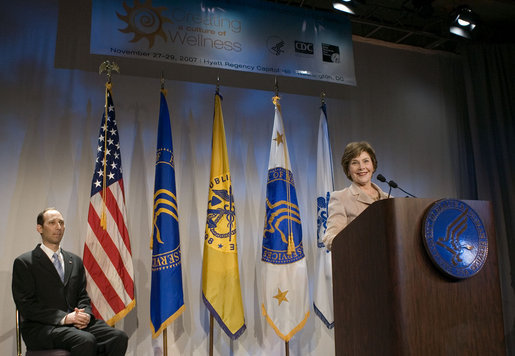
[422,199,488,279]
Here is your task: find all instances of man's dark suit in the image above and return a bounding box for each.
[12,244,127,355]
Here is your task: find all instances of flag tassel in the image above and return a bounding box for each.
[100,211,107,229]
[287,232,295,255]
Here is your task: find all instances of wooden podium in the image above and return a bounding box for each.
[331,198,505,355]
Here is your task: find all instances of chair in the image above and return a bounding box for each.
[16,309,71,356]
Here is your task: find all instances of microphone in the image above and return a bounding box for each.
[388,180,398,189]
[376,173,416,198]
[376,174,393,197]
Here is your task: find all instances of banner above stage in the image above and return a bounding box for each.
[90,0,356,85]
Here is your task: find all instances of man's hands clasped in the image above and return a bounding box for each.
[65,308,91,329]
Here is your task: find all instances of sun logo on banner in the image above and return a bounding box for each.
[117,0,172,48]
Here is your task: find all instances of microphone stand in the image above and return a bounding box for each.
[397,186,416,198]
[376,174,416,198]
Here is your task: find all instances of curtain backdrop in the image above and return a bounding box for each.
[462,43,515,353]
[1,1,513,355]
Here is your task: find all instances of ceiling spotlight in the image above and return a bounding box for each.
[333,0,355,15]
[450,5,478,39]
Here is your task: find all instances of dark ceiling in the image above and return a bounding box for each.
[266,0,515,53]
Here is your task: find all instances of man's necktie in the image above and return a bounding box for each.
[52,252,64,282]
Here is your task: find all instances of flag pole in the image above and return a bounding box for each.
[16,310,22,356]
[98,60,120,230]
[161,71,165,90]
[208,74,218,356]
[163,329,168,356]
[274,78,291,355]
[209,314,214,356]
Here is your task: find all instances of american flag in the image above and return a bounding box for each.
[83,86,135,325]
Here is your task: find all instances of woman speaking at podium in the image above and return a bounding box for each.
[323,141,389,250]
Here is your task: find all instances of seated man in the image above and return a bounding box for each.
[12,207,128,356]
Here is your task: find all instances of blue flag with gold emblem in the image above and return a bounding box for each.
[150,89,185,338]
[261,95,310,342]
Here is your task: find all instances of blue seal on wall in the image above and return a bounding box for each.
[422,199,488,279]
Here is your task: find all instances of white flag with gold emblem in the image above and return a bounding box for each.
[314,102,334,328]
[260,96,310,342]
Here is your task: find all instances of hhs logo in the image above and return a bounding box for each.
[422,199,488,279]
[295,41,314,55]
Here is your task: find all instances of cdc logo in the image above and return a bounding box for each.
[295,41,314,55]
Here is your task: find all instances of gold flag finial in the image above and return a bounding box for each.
[272,77,280,107]
[320,90,326,104]
[99,60,120,84]
[160,72,167,96]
